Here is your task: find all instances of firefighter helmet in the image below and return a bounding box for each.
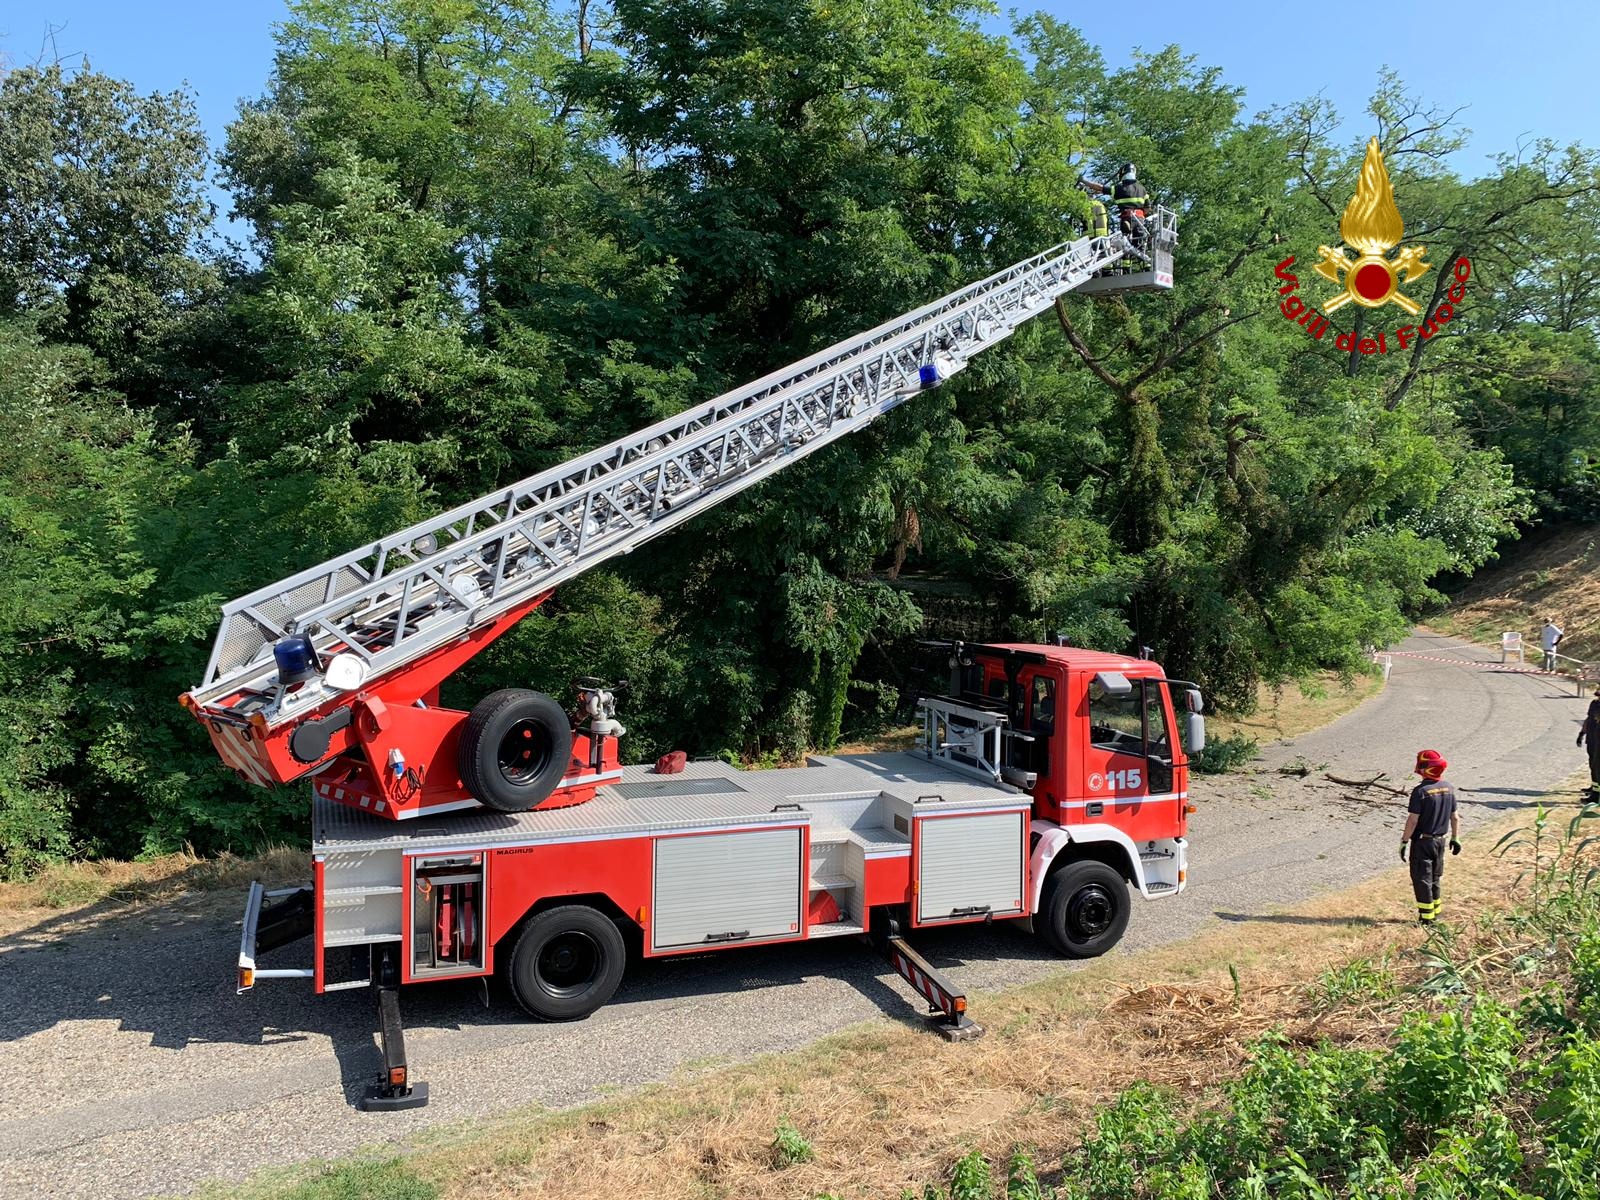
[1414,749,1447,779]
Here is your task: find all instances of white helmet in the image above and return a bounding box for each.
[1121,163,1137,182]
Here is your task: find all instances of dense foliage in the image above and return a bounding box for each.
[894,805,1600,1200]
[1,1,1596,871]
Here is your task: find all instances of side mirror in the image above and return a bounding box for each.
[1184,687,1204,714]
[1183,711,1206,756]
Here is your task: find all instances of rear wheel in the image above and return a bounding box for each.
[507,905,627,1021]
[458,688,573,812]
[1039,860,1130,958]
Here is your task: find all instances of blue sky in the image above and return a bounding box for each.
[3,0,1596,229]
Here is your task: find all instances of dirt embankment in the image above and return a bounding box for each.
[1437,523,1600,661]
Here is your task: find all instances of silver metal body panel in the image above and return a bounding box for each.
[193,212,1179,721]
[311,753,1023,856]
[917,810,1027,923]
[322,847,404,946]
[651,827,803,950]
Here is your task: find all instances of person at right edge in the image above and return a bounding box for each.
[1400,749,1460,925]
[1576,696,1600,797]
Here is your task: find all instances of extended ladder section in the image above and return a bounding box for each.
[191,213,1178,724]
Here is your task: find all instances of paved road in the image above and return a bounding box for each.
[0,630,1588,1198]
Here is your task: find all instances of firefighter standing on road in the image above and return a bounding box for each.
[1576,697,1600,796]
[1400,749,1461,925]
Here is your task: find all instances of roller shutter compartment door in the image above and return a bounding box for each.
[652,827,804,952]
[917,811,1026,923]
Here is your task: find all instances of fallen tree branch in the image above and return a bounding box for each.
[1325,773,1408,796]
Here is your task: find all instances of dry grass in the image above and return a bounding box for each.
[0,845,305,934]
[1435,523,1600,661]
[1208,672,1385,744]
[324,804,1552,1200]
[832,724,922,755]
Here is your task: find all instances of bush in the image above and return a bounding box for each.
[1387,1000,1522,1133]
[770,1117,813,1167]
[1192,732,1258,774]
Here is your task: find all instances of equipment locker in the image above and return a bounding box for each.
[651,826,804,952]
[915,809,1027,924]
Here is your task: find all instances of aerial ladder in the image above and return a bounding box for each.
[184,210,1179,822]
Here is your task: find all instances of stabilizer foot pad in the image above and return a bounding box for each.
[359,1081,430,1112]
[932,1015,985,1042]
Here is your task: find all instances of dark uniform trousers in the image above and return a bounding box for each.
[1587,737,1600,794]
[1409,835,1447,923]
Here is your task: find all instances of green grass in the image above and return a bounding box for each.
[268,1160,437,1200]
[771,1117,815,1167]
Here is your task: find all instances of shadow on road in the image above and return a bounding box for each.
[0,884,1055,1109]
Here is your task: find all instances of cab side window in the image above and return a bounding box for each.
[1030,677,1056,734]
[1144,686,1170,755]
[1088,682,1143,756]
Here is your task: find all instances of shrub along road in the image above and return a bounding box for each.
[0,630,1587,1198]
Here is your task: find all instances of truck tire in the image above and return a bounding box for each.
[507,905,627,1021]
[458,689,573,812]
[1038,860,1130,958]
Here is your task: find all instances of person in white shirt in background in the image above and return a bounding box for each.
[1541,617,1565,672]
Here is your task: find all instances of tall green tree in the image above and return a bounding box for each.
[0,62,218,408]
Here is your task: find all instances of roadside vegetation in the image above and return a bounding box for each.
[900,801,1600,1199]
[4,0,1593,876]
[205,796,1595,1200]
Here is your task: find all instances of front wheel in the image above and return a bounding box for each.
[507,905,627,1021]
[1038,860,1131,958]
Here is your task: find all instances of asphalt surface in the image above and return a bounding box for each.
[0,629,1589,1199]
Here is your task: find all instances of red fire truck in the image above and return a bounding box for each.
[187,212,1191,1109]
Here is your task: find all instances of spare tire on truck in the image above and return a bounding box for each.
[457,688,573,812]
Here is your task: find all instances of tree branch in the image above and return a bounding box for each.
[1054,298,1125,393]
[1129,308,1263,391]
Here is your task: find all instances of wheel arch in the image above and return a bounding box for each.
[1028,821,1148,913]
[494,891,638,958]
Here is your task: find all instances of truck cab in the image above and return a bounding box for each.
[955,643,1198,827]
[922,641,1203,914]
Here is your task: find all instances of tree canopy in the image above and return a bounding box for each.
[1,0,1594,873]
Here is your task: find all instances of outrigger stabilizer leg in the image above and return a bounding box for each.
[359,947,429,1111]
[878,918,984,1042]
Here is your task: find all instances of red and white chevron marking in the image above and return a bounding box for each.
[890,947,959,1016]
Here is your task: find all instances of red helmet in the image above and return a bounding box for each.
[1415,749,1447,779]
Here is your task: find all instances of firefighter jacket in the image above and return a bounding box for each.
[1407,779,1457,838]
[1579,702,1600,746]
[1113,180,1149,210]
